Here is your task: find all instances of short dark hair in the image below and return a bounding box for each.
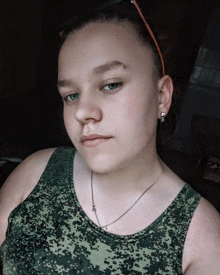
[59,0,166,78]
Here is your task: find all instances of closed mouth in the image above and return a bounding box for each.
[80,135,112,147]
[80,134,112,143]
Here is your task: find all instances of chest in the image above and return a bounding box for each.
[0,192,184,275]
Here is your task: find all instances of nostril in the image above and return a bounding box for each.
[75,103,102,124]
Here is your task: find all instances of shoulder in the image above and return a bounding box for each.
[0,147,56,246]
[183,196,220,274]
[0,148,57,201]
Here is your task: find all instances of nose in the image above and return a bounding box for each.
[75,94,102,124]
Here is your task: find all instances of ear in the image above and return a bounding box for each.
[157,75,173,119]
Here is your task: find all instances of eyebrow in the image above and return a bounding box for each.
[57,79,73,89]
[57,60,128,88]
[92,60,128,75]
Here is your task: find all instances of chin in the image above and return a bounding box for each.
[80,152,122,174]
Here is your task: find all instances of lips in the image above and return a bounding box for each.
[80,134,112,147]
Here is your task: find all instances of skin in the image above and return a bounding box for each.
[58,19,180,234]
[0,20,220,275]
[58,21,172,177]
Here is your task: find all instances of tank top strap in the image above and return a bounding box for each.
[5,147,76,238]
[39,146,76,187]
[157,182,201,269]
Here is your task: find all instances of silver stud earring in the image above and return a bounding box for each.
[160,112,165,123]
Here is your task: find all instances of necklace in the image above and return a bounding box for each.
[91,170,163,230]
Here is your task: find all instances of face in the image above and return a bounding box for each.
[58,21,171,173]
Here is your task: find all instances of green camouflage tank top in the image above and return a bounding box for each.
[0,147,201,275]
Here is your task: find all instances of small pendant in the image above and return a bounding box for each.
[92,205,96,212]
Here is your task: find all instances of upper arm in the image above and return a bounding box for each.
[183,197,220,275]
[0,148,56,247]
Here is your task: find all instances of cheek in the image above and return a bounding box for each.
[123,90,159,142]
[63,108,78,138]
[122,90,155,123]
[63,108,71,128]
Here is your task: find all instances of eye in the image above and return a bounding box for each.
[103,82,122,91]
[64,93,80,102]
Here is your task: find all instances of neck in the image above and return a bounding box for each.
[74,148,165,230]
[91,149,163,198]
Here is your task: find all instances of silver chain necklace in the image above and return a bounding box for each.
[91,170,163,230]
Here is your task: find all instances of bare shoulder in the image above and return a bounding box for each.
[183,196,220,274]
[0,148,56,202]
[0,147,56,246]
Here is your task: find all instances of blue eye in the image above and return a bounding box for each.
[103,83,121,91]
[65,93,79,102]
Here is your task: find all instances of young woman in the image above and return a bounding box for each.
[0,0,220,274]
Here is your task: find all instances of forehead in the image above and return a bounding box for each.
[58,21,154,78]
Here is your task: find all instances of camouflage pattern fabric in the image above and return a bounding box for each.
[0,147,201,274]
